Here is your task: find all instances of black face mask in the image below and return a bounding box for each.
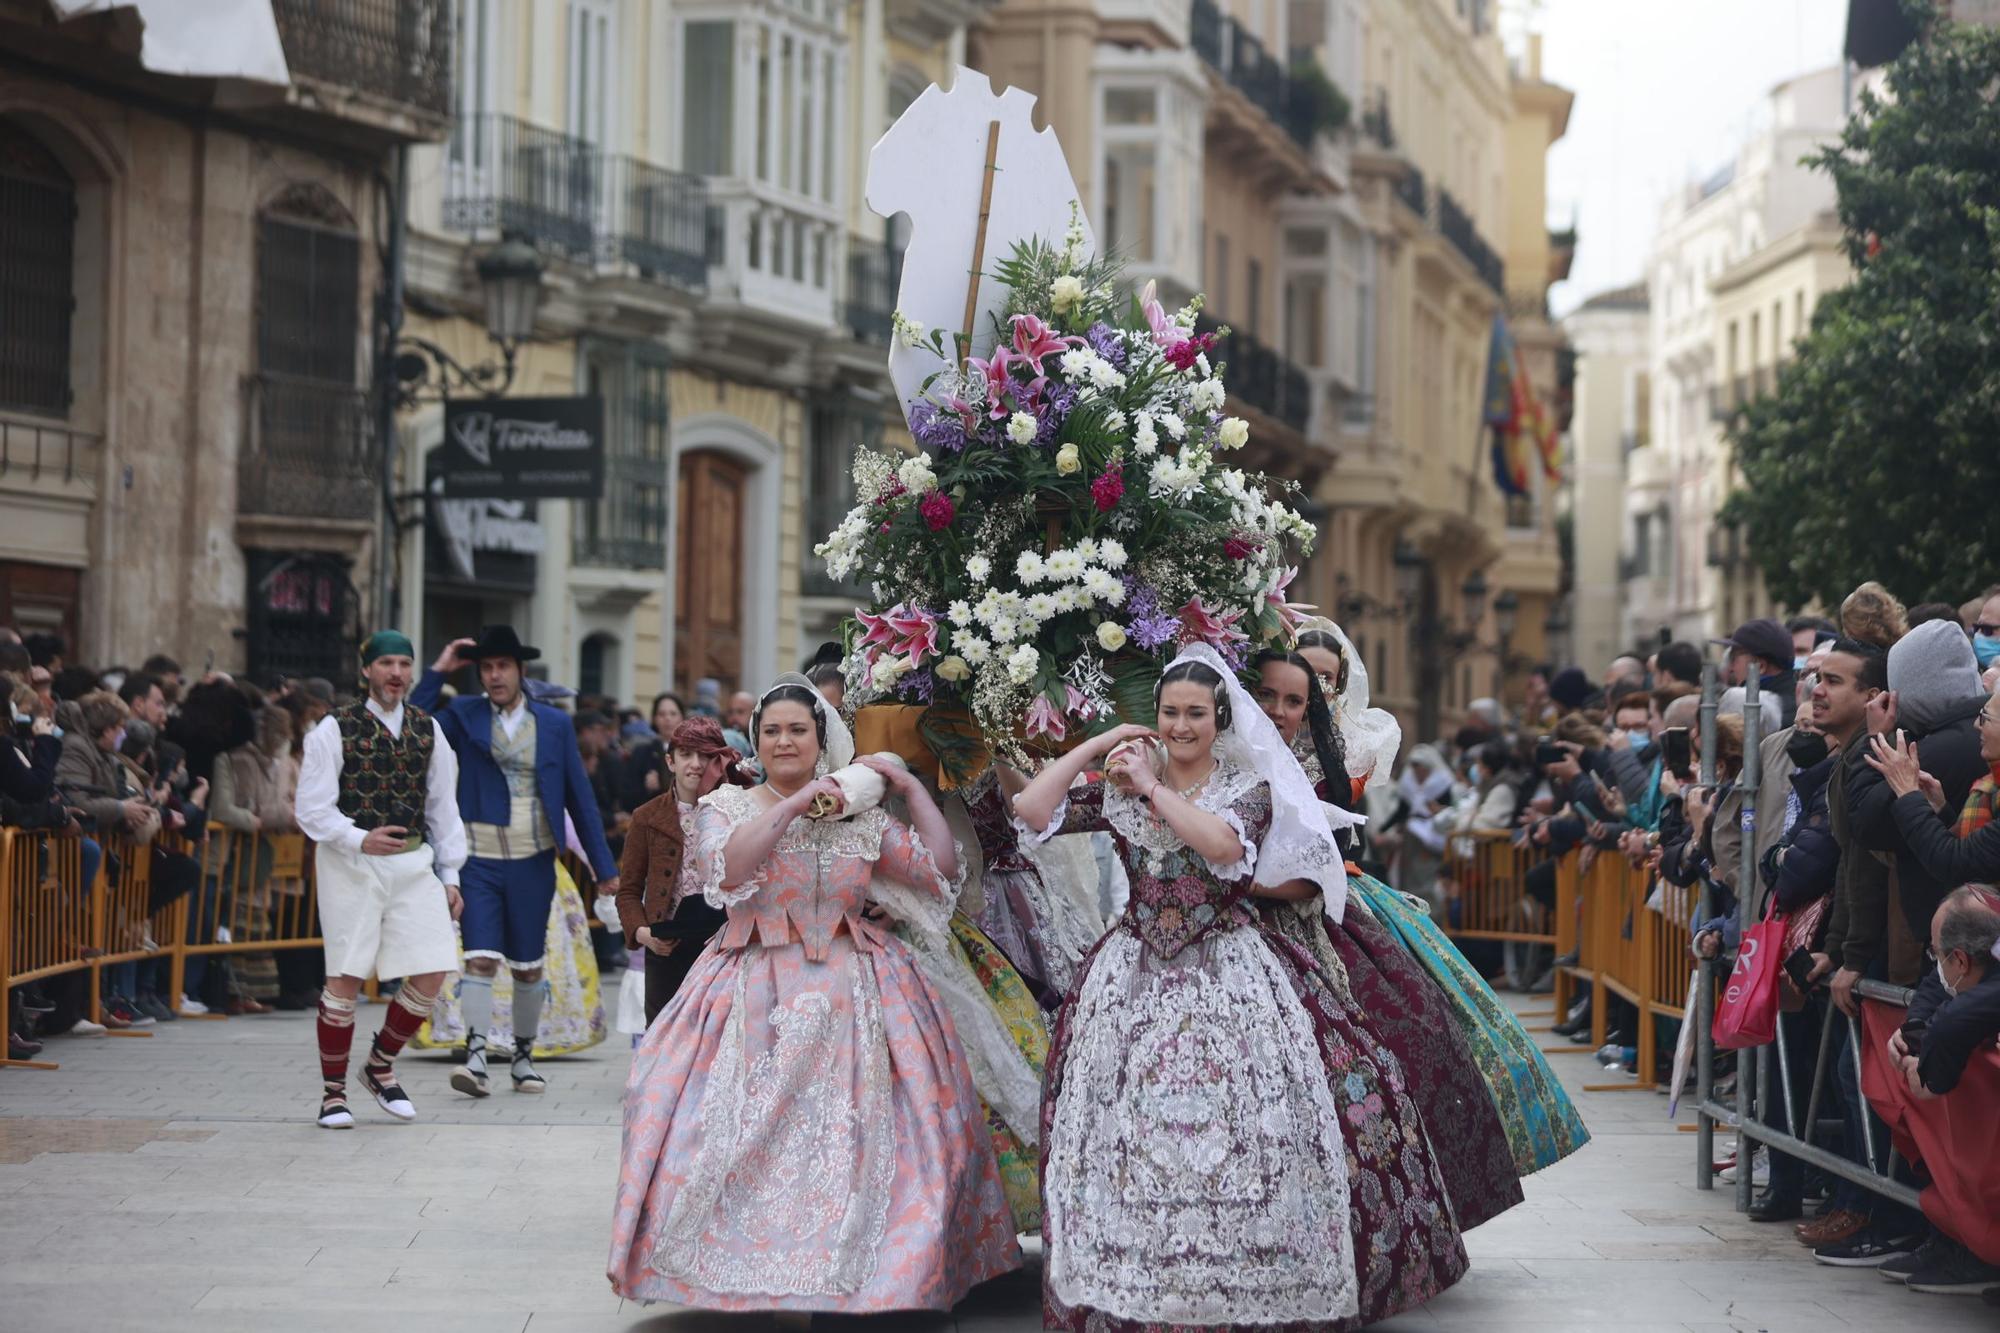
[1785,730,1829,769]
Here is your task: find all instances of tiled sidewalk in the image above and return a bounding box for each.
[0,997,1989,1332]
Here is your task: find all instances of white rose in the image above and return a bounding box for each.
[1055,442,1082,475]
[1096,621,1129,652]
[1006,643,1041,684]
[1015,550,1047,584]
[966,554,992,584]
[1050,274,1086,314]
[1219,417,1250,449]
[1008,411,1039,446]
[870,655,912,689]
[934,655,971,682]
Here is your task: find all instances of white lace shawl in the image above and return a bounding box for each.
[1297,617,1403,791]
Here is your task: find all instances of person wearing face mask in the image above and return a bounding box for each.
[1866,887,2000,1296]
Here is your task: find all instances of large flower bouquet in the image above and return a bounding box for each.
[817,209,1316,779]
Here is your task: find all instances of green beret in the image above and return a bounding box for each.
[360,630,415,666]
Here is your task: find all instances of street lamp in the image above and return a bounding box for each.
[1461,569,1489,628]
[391,235,545,405]
[1392,538,1423,608]
[1494,588,1520,641]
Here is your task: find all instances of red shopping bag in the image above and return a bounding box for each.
[1712,898,1786,1050]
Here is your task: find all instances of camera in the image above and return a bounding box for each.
[1534,737,1566,769]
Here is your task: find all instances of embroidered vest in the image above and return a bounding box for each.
[335,700,434,837]
[466,707,555,858]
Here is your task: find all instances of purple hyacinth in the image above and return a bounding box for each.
[1123,577,1180,651]
[1086,322,1127,372]
[895,667,937,704]
[1034,383,1077,448]
[910,400,968,454]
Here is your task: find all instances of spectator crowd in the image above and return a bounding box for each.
[1346,582,2000,1302]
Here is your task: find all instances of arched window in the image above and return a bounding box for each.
[0,117,76,417]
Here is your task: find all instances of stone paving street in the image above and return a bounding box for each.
[1,994,1992,1333]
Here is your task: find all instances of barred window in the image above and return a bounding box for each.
[804,394,882,598]
[0,118,76,417]
[576,341,670,569]
[256,186,361,384]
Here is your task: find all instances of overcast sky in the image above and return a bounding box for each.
[1528,0,1851,316]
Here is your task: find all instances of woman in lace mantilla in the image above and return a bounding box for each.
[1270,631,1591,1178]
[1255,650,1523,1230]
[1014,647,1466,1333]
[607,678,1019,1313]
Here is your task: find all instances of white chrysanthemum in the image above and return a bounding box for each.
[1075,537,1100,563]
[956,634,993,667]
[999,590,1027,616]
[948,599,975,627]
[1015,551,1047,585]
[896,455,938,493]
[1097,538,1129,568]
[1024,592,1058,624]
[870,655,912,689]
[1133,412,1159,456]
[966,553,992,584]
[1007,411,1038,446]
[1082,567,1122,603]
[1045,549,1085,581]
[1102,408,1127,436]
[1089,358,1126,391]
[1159,412,1187,440]
[1191,379,1226,414]
[989,614,1020,644]
[1195,352,1212,377]
[974,590,1003,625]
[1059,348,1092,380]
[1052,585,1082,613]
[1006,643,1040,685]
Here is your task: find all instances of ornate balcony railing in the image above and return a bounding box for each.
[444,114,601,261]
[238,373,376,523]
[270,0,452,119]
[1360,86,1395,150]
[1436,188,1504,294]
[1394,162,1427,217]
[1198,317,1311,434]
[603,155,710,290]
[843,240,900,345]
[1189,0,1323,150]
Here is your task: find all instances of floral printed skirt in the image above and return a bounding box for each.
[1348,872,1590,1176]
[417,862,606,1057]
[949,914,1047,1233]
[1040,921,1467,1333]
[1263,896,1524,1231]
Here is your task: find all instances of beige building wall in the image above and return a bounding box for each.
[1561,286,1649,673]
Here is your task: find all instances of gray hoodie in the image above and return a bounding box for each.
[1888,619,1986,732]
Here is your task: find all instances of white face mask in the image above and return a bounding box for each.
[1937,956,1957,998]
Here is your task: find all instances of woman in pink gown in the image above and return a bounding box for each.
[607,677,1020,1313]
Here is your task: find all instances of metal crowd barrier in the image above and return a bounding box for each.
[1441,831,1555,946]
[1547,849,1698,1090]
[1,824,323,1072]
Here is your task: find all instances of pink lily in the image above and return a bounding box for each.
[1263,567,1315,637]
[887,606,942,667]
[945,392,981,435]
[1139,280,1178,350]
[967,347,1018,420]
[1010,313,1082,366]
[1025,694,1068,742]
[853,608,901,664]
[1177,596,1249,650]
[1064,684,1099,722]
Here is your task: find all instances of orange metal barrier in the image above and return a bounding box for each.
[1441,831,1556,945]
[2,824,325,1071]
[1559,849,1704,1092]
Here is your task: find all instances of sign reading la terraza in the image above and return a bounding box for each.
[438,396,605,500]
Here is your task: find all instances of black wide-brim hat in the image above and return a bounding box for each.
[468,624,541,663]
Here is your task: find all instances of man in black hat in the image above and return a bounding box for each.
[414,626,619,1096]
[1715,617,1799,727]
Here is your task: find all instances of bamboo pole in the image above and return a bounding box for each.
[959,119,1002,365]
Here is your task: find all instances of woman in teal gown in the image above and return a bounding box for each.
[1286,621,1589,1175]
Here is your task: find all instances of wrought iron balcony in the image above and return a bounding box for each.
[444,114,601,261]
[1436,188,1504,294]
[1394,163,1426,218]
[603,155,711,290]
[843,240,899,345]
[238,373,377,523]
[1189,0,1319,149]
[1359,86,1395,150]
[270,0,452,120]
[1198,318,1311,434]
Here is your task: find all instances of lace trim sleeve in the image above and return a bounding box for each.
[695,787,769,909]
[1202,778,1273,884]
[866,814,963,945]
[1012,778,1109,847]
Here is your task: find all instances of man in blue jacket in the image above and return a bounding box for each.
[413,626,619,1096]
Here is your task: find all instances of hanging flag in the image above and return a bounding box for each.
[1484,316,1529,496]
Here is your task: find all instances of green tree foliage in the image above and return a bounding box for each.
[1723,4,2000,608]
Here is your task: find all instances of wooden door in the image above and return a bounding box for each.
[0,561,79,655]
[674,450,747,694]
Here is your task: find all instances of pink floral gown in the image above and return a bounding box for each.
[608,784,1021,1312]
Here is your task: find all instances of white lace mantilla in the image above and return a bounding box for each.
[649,961,895,1296]
[1044,929,1359,1323]
[893,923,1044,1145]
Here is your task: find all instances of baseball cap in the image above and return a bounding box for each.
[1714,618,1792,668]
